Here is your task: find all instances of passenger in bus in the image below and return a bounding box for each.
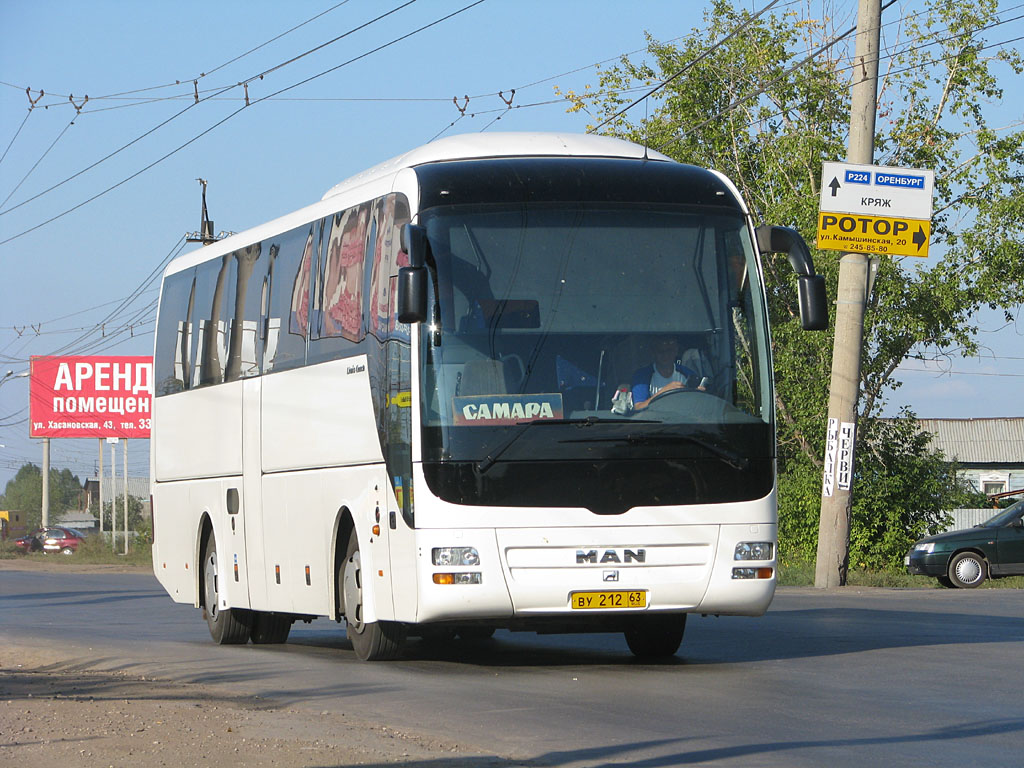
[630,336,705,411]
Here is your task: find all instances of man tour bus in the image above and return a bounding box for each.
[151,133,826,660]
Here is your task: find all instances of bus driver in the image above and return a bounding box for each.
[630,336,706,411]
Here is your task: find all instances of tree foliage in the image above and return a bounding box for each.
[559,0,1024,566]
[1,462,84,529]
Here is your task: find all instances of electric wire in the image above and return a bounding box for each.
[0,0,486,247]
[0,1,419,220]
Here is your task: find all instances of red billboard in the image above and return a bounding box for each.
[29,356,153,439]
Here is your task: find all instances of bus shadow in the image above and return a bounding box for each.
[283,604,1024,668]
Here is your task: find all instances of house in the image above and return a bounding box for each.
[83,476,152,520]
[917,417,1024,496]
[917,417,1024,531]
[56,509,100,532]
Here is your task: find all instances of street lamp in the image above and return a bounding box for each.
[0,369,29,388]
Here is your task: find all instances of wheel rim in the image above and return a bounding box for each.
[205,549,220,620]
[343,549,364,633]
[955,556,982,585]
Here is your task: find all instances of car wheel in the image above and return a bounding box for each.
[60,547,75,555]
[624,614,687,658]
[202,529,251,644]
[339,533,405,660]
[948,551,987,589]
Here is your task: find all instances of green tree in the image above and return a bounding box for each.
[559,0,1024,567]
[99,494,147,533]
[1,462,85,529]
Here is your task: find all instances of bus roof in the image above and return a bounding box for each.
[320,132,673,201]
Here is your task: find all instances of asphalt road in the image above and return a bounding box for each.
[2,565,1022,767]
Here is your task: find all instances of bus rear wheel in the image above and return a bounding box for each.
[339,534,405,661]
[250,611,292,644]
[202,529,251,644]
[624,614,686,658]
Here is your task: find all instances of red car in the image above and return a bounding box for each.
[15,526,86,555]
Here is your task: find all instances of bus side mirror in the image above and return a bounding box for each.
[397,266,427,324]
[756,225,829,331]
[398,223,429,324]
[400,223,427,268]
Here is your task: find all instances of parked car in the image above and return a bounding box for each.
[906,500,1024,588]
[14,526,86,555]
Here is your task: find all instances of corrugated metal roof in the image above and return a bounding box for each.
[87,476,151,499]
[917,417,1024,464]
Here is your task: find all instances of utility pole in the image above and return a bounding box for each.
[41,438,50,527]
[815,0,882,588]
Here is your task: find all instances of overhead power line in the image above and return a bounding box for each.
[0,0,486,248]
[0,1,421,222]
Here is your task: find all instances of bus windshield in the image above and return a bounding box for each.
[418,202,774,513]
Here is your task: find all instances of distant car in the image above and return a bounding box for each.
[14,526,87,555]
[906,500,1024,588]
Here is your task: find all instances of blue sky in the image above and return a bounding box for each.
[1,0,1022,490]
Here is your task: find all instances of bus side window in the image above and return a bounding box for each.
[153,268,196,396]
[190,256,234,389]
[308,202,371,365]
[265,224,316,373]
[224,243,263,382]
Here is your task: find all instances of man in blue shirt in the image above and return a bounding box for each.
[631,336,702,411]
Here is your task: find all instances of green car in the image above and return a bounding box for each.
[906,500,1024,588]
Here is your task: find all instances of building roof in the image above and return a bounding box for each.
[85,476,151,499]
[918,417,1024,464]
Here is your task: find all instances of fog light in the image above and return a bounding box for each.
[432,546,480,566]
[432,572,482,585]
[732,567,774,579]
[734,541,774,561]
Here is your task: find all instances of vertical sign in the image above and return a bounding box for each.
[836,421,856,491]
[29,356,153,438]
[822,418,857,496]
[822,418,839,497]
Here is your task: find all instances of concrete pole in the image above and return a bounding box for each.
[815,0,882,588]
[41,438,50,527]
[110,440,116,550]
[98,438,104,534]
[123,439,129,555]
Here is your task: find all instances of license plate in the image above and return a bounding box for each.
[570,590,646,610]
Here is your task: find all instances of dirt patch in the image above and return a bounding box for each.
[0,658,517,767]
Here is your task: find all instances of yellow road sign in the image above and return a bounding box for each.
[816,212,930,257]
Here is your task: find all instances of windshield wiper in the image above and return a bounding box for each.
[475,416,656,474]
[560,430,749,471]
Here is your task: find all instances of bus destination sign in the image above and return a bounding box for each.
[817,161,934,257]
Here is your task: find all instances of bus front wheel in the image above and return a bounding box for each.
[202,529,251,644]
[624,613,686,658]
[339,534,405,661]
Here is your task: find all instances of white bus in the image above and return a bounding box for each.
[151,133,826,660]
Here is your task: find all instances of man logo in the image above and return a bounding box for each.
[576,549,646,564]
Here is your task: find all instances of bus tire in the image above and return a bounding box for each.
[624,613,686,658]
[250,611,292,644]
[339,534,405,661]
[202,529,251,644]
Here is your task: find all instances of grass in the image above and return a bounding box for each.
[778,556,1024,589]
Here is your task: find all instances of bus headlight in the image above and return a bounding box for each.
[432,547,480,566]
[734,541,774,561]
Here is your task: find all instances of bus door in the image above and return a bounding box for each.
[384,338,418,621]
[241,374,268,608]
